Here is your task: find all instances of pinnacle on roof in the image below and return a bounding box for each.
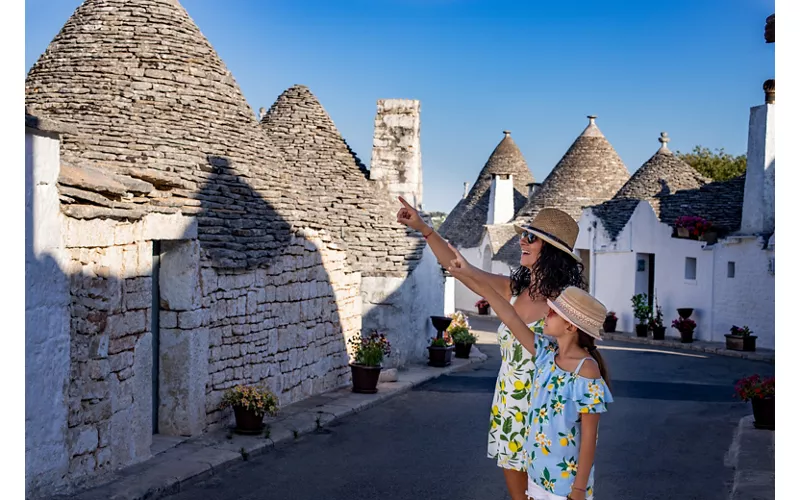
[515,115,631,222]
[260,84,423,275]
[439,130,534,248]
[614,132,709,200]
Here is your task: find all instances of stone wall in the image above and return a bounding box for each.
[369,99,423,210]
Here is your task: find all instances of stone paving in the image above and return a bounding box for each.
[725,416,775,500]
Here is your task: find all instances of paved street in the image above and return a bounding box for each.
[166,317,774,500]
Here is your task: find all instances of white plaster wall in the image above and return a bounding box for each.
[741,103,775,234]
[710,236,775,348]
[444,275,455,316]
[579,203,715,339]
[487,175,514,225]
[25,130,71,498]
[361,245,444,367]
[454,246,483,313]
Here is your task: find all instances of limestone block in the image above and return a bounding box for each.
[106,310,148,338]
[64,218,117,248]
[142,212,197,241]
[89,335,109,359]
[68,454,97,478]
[69,427,98,457]
[178,309,206,330]
[131,333,153,461]
[158,327,209,437]
[160,310,178,328]
[160,240,201,311]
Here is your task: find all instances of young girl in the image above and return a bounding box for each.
[447,245,612,500]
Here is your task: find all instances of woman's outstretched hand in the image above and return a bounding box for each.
[446,242,477,281]
[396,196,427,233]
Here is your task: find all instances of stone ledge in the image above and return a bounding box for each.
[58,354,487,500]
[602,331,775,364]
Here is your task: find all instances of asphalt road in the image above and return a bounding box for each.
[166,317,774,500]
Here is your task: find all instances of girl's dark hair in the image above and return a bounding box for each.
[510,241,587,301]
[578,331,610,388]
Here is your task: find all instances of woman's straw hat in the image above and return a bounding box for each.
[546,286,607,340]
[514,208,581,262]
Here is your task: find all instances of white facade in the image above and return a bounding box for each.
[575,101,775,349]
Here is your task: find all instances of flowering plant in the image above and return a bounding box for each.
[671,317,696,332]
[475,299,490,309]
[734,374,774,402]
[348,331,391,367]
[447,311,471,331]
[219,384,279,417]
[430,336,452,347]
[729,325,753,337]
[606,311,617,319]
[675,216,712,238]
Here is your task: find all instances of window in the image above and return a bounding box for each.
[684,257,697,280]
[727,261,735,278]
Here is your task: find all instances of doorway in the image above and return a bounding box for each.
[634,253,655,307]
[151,240,161,435]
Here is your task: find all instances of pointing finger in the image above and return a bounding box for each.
[398,196,414,210]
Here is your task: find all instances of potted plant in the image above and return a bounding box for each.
[675,215,712,240]
[734,374,775,430]
[475,298,490,315]
[650,302,666,340]
[219,384,280,434]
[603,312,618,333]
[448,312,477,359]
[631,293,651,337]
[348,331,392,394]
[428,336,454,367]
[726,325,758,352]
[671,317,696,343]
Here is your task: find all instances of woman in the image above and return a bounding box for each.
[396,197,586,500]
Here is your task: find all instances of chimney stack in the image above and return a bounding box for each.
[487,173,514,225]
[463,182,469,199]
[370,99,423,209]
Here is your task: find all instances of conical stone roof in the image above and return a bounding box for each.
[24,0,422,274]
[592,132,711,240]
[514,116,631,223]
[439,131,534,248]
[614,132,709,200]
[261,85,423,276]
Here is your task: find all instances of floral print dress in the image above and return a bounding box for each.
[522,333,612,499]
[487,301,544,471]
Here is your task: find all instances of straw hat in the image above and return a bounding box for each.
[546,286,607,340]
[514,208,581,262]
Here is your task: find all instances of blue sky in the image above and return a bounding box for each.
[25,0,775,213]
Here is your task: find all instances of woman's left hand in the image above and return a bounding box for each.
[445,242,476,280]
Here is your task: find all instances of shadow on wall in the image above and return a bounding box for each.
[25,137,355,498]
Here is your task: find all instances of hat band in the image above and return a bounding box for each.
[552,296,602,334]
[521,225,574,251]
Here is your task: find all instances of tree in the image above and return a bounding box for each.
[676,146,746,182]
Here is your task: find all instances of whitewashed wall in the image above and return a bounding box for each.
[26,128,72,499]
[710,236,774,348]
[454,246,483,313]
[578,203,716,339]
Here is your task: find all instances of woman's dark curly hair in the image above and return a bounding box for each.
[510,241,587,301]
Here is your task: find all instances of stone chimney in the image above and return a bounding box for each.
[258,107,267,121]
[370,99,423,209]
[487,173,514,225]
[740,82,775,234]
[527,182,541,199]
[463,182,469,199]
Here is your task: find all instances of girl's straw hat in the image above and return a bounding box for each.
[547,286,607,340]
[514,208,581,262]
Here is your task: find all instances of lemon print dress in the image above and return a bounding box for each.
[522,333,612,499]
[487,295,544,471]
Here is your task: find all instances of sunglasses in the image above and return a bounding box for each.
[520,232,539,245]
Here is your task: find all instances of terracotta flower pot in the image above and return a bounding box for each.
[652,326,666,340]
[350,363,382,394]
[233,405,265,434]
[725,334,757,352]
[751,397,774,430]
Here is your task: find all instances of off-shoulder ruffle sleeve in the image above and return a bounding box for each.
[563,375,613,414]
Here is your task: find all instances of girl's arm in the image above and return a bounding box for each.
[396,196,513,301]
[572,413,600,500]
[446,244,538,357]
